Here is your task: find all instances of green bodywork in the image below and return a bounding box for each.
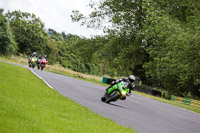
[108,81,130,96]
[31,56,38,66]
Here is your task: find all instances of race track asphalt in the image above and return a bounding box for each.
[31,68,200,133]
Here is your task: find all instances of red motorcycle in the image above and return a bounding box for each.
[40,58,47,70]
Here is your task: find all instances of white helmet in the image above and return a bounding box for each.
[128,75,135,83]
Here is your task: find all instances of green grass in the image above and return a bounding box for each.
[0,61,136,133]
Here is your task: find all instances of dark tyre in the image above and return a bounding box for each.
[32,64,35,68]
[120,96,126,100]
[101,95,106,102]
[41,64,44,70]
[105,91,120,103]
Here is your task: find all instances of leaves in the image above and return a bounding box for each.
[70,0,200,97]
[0,9,17,55]
[142,0,200,97]
[5,10,48,55]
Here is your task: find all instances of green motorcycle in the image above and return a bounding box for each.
[29,56,38,68]
[101,81,130,103]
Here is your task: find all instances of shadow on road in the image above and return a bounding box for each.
[108,103,130,110]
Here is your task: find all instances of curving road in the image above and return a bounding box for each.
[28,68,200,133]
[1,58,199,133]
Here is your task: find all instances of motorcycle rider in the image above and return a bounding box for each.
[43,55,48,63]
[28,52,38,66]
[37,55,42,69]
[38,55,42,61]
[105,75,136,96]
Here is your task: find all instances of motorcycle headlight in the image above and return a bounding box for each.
[121,91,126,95]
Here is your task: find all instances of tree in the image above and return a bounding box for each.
[44,38,59,64]
[142,0,200,97]
[71,0,148,78]
[71,0,200,97]
[0,9,17,55]
[47,28,64,41]
[6,10,48,55]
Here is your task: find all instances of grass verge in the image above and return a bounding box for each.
[0,61,136,133]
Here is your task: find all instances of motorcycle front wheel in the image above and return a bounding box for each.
[101,95,106,102]
[41,64,44,70]
[105,91,120,103]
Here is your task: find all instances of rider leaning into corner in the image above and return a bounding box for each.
[105,75,136,97]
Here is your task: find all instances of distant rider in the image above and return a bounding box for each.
[105,75,136,96]
[28,52,38,66]
[37,55,42,62]
[42,55,48,63]
[37,55,42,69]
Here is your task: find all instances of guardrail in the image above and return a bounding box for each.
[171,95,200,108]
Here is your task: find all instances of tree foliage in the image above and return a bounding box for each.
[6,10,48,55]
[71,0,200,97]
[47,28,64,41]
[72,0,149,77]
[142,0,200,97]
[57,36,102,75]
[0,9,17,55]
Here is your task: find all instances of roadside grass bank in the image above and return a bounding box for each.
[0,55,28,66]
[0,61,136,133]
[1,56,200,115]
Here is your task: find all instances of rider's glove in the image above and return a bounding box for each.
[111,81,115,85]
